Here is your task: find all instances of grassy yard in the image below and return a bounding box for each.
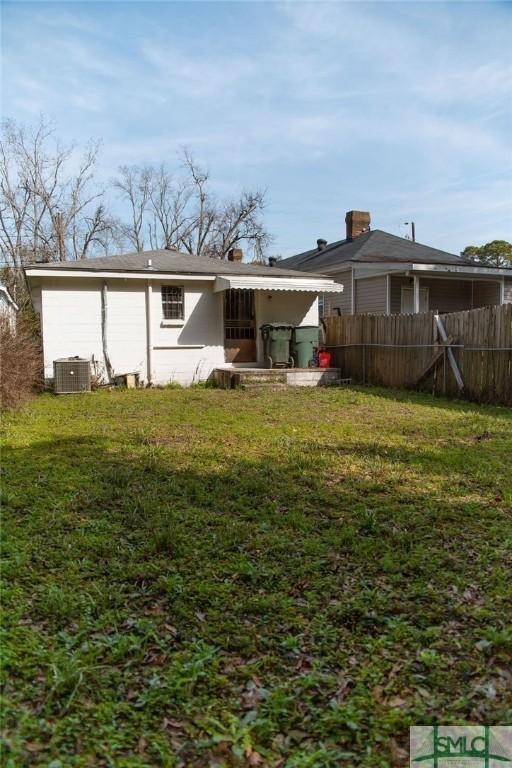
[1,386,511,768]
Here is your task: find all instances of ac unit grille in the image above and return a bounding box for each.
[53,358,91,394]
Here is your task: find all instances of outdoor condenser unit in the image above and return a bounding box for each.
[53,357,91,394]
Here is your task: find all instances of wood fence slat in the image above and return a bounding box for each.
[325,304,512,406]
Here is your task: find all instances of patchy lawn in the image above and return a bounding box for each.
[1,386,511,767]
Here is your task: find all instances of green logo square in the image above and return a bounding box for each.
[410,726,512,768]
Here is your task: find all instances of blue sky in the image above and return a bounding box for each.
[2,0,511,256]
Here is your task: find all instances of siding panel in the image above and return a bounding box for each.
[423,278,471,313]
[355,275,387,315]
[390,276,503,314]
[322,269,351,316]
[472,280,501,307]
[41,278,102,379]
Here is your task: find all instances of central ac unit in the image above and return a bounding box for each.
[53,357,91,394]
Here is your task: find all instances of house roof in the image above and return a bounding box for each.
[24,249,327,279]
[279,230,479,272]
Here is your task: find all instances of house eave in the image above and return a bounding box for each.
[409,263,512,276]
[24,268,218,281]
[24,268,344,293]
[350,262,512,279]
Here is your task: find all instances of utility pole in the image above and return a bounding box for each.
[404,221,416,242]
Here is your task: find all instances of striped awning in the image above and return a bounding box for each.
[213,276,344,293]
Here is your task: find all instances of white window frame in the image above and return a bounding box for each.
[161,285,185,325]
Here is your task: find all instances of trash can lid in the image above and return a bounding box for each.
[259,322,295,329]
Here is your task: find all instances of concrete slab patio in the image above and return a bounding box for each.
[214,366,341,389]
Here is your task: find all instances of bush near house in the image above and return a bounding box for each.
[1,387,511,767]
[0,315,42,410]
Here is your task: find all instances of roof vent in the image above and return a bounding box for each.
[268,256,278,267]
[145,258,156,270]
[317,238,328,251]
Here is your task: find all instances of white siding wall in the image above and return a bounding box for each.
[106,279,147,378]
[41,278,103,379]
[41,277,226,385]
[504,278,512,303]
[151,280,225,385]
[40,277,322,385]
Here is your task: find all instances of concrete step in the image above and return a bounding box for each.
[241,383,288,390]
[214,367,342,389]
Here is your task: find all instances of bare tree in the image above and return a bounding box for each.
[1,117,272,269]
[146,164,191,250]
[209,190,270,260]
[0,117,112,267]
[113,150,271,260]
[112,165,151,252]
[0,118,47,267]
[178,150,216,257]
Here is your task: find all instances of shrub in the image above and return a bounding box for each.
[0,314,42,410]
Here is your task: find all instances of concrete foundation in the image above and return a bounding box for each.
[214,366,342,389]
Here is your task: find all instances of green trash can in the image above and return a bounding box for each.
[260,323,294,368]
[291,325,320,368]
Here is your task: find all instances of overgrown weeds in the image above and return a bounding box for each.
[0,314,42,410]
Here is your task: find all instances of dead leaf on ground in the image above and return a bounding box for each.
[387,695,408,708]
[245,746,264,765]
[25,742,44,753]
[390,738,409,766]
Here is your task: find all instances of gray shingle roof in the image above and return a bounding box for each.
[279,230,478,272]
[24,249,327,279]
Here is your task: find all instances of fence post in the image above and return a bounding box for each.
[362,344,366,384]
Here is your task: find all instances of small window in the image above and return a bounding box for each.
[161,286,184,320]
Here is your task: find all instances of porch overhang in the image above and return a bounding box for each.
[351,262,512,280]
[213,276,344,293]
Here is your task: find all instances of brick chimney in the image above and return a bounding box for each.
[227,248,243,262]
[345,210,370,240]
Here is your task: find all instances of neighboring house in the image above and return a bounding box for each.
[24,248,343,386]
[0,283,19,330]
[280,210,512,316]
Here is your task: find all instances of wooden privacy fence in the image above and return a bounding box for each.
[324,303,512,406]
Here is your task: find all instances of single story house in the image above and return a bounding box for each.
[279,211,512,316]
[0,283,19,330]
[24,248,343,386]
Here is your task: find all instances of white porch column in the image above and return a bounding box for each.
[413,275,420,313]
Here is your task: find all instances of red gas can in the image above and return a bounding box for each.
[318,350,332,368]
